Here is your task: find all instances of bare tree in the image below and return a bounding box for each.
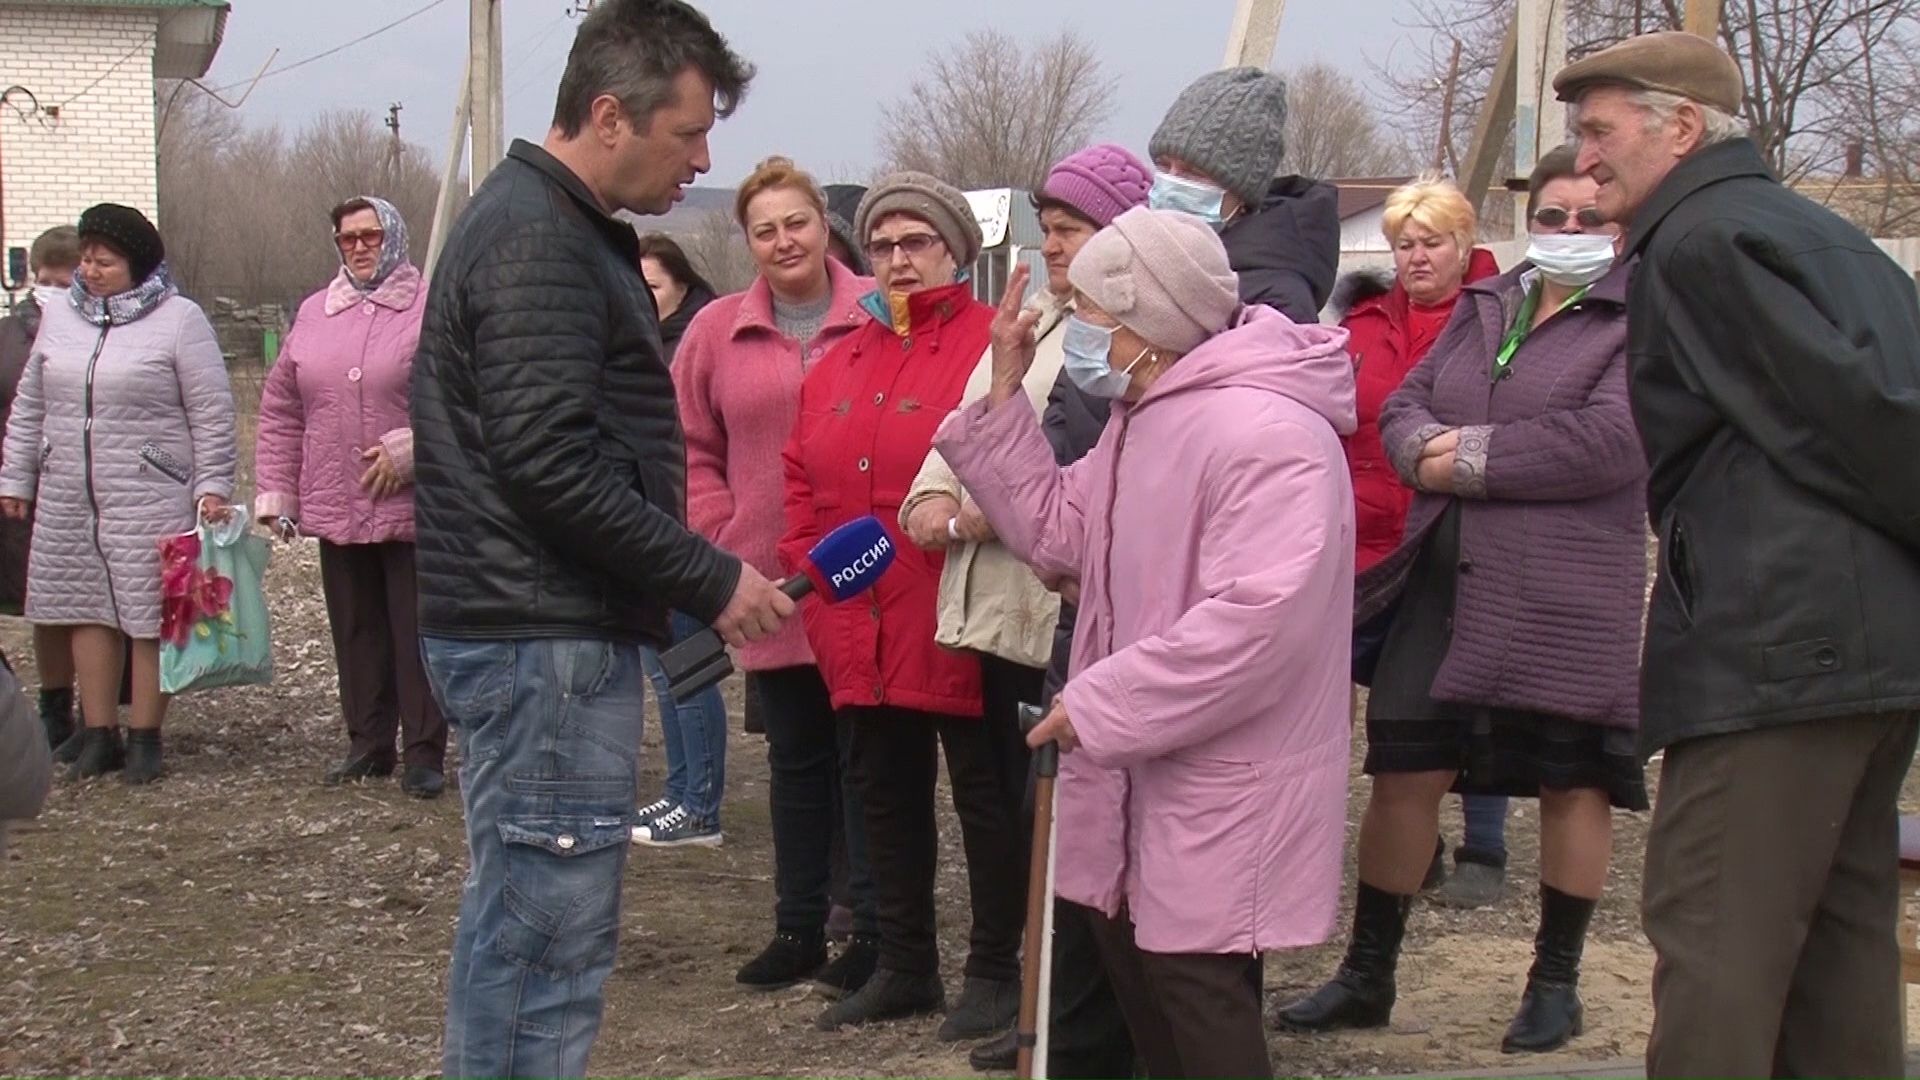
[675,208,757,295]
[877,29,1118,190]
[1373,0,1920,229]
[1283,63,1417,178]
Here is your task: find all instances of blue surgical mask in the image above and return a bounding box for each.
[1063,315,1151,399]
[1148,170,1227,226]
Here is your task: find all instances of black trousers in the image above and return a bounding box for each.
[749,665,876,937]
[1048,899,1141,1079]
[317,541,445,771]
[980,653,1044,862]
[1090,913,1270,1080]
[850,705,1026,980]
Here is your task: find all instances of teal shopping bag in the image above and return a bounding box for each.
[158,509,274,695]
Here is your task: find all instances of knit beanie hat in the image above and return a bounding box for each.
[77,203,164,285]
[1041,143,1154,228]
[822,183,869,274]
[855,171,984,268]
[1148,67,1290,210]
[1068,207,1239,355]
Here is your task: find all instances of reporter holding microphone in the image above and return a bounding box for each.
[936,207,1359,1079]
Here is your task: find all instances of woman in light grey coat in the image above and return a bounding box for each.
[0,203,236,784]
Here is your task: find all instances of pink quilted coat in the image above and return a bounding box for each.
[254,265,423,544]
[936,305,1359,956]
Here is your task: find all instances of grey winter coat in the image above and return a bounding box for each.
[0,294,237,637]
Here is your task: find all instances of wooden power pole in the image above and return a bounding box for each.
[1223,0,1287,69]
[1684,0,1723,38]
[384,102,404,188]
[468,0,504,185]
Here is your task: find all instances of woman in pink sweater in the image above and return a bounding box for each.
[253,197,446,798]
[672,157,879,997]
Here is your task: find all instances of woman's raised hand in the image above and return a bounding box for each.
[988,264,1041,406]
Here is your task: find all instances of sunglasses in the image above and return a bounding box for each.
[336,229,386,253]
[1531,207,1606,229]
[864,233,944,262]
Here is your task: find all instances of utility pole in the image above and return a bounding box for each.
[385,102,404,188]
[1434,39,1464,174]
[468,0,504,185]
[1223,0,1286,69]
[1513,0,1569,238]
[1684,0,1722,38]
[426,57,472,276]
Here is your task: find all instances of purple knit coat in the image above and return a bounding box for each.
[1361,259,1648,730]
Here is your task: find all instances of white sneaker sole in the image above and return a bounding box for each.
[632,830,724,849]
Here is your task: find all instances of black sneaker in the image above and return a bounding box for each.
[813,933,879,1000]
[736,932,826,991]
[400,767,446,799]
[938,975,1019,1041]
[324,753,395,786]
[814,967,944,1031]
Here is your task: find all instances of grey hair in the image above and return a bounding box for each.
[551,0,755,139]
[1632,89,1746,147]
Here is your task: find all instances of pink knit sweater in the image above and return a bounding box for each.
[673,259,873,671]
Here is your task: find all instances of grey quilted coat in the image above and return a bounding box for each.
[0,294,236,637]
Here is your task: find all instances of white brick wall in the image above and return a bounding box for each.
[0,5,161,267]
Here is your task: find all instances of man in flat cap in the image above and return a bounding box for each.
[1556,29,1920,1079]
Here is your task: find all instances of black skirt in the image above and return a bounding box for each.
[1363,504,1648,811]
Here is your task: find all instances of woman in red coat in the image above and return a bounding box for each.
[1340,177,1507,910]
[781,172,1026,1039]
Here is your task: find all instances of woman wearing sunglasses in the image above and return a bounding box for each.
[1277,145,1649,1054]
[781,172,1026,1038]
[254,196,447,798]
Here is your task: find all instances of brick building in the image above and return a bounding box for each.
[0,0,227,273]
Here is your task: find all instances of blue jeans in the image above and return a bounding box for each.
[1460,794,1510,866]
[638,612,728,826]
[424,637,645,1080]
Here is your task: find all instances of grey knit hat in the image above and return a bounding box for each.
[855,171,984,267]
[1148,67,1290,210]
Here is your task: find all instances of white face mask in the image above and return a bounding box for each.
[30,284,64,312]
[1525,233,1617,288]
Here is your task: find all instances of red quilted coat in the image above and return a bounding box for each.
[1341,248,1501,571]
[780,281,988,717]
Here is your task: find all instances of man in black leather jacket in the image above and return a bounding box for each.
[409,3,787,1076]
[1560,32,1920,1079]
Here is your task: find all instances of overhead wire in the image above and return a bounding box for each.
[59,9,183,108]
[205,0,456,96]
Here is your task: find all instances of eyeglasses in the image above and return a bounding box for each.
[864,233,944,262]
[1531,207,1606,229]
[336,229,385,253]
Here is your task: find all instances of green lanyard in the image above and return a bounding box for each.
[1493,281,1589,381]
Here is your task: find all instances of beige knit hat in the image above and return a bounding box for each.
[1067,207,1240,354]
[855,171,984,267]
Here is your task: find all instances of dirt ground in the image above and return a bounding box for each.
[1,391,1915,1078]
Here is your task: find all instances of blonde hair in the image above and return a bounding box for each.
[1381,173,1478,253]
[733,155,827,231]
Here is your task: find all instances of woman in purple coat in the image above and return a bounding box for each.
[1277,145,1648,1054]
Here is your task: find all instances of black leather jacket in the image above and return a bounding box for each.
[410,141,741,646]
[1626,138,1920,755]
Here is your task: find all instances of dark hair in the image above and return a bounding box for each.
[329,197,377,230]
[551,0,755,139]
[1526,144,1584,219]
[1029,194,1099,230]
[29,225,79,273]
[636,232,714,297]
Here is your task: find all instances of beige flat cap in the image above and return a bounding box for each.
[1553,31,1744,115]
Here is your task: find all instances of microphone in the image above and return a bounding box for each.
[659,515,897,701]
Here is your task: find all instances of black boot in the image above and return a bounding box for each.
[69,726,125,780]
[38,687,74,749]
[1501,884,1594,1053]
[52,722,87,764]
[937,974,1019,1041]
[123,729,164,785]
[969,1028,1019,1072]
[813,932,879,1000]
[735,931,826,990]
[814,967,945,1030]
[1273,882,1411,1032]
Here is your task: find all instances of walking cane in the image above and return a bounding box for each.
[1017,703,1061,1080]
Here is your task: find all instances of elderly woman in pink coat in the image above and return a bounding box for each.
[936,206,1358,1080]
[254,196,446,798]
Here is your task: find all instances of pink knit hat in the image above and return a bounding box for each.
[1068,207,1239,354]
[1040,143,1153,228]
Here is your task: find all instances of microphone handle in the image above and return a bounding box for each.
[779,574,815,601]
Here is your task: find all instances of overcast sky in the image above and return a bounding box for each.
[203,0,1415,189]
